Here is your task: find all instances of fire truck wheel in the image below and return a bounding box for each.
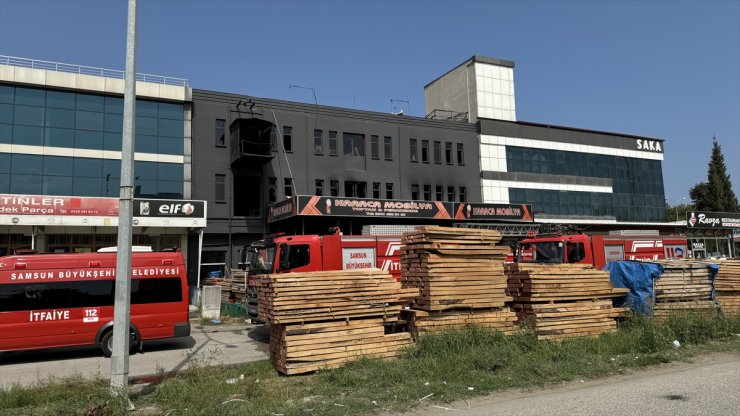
[100,330,139,357]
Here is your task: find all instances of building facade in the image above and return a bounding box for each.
[425,56,668,225]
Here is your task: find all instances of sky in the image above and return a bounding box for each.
[0,0,738,205]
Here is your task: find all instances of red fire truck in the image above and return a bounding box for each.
[0,251,191,357]
[243,234,402,320]
[516,231,689,269]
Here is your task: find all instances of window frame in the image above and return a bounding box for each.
[421,140,429,163]
[371,135,380,160]
[410,138,418,163]
[384,136,392,161]
[215,174,226,203]
[283,126,292,153]
[215,119,226,147]
[314,129,323,155]
[457,143,464,166]
[433,141,441,164]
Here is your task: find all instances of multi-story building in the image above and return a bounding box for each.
[425,55,667,224]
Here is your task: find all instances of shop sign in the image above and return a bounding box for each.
[134,199,205,218]
[0,194,118,217]
[686,211,740,229]
[691,239,705,250]
[453,203,534,222]
[635,139,663,153]
[268,198,296,223]
[297,196,453,220]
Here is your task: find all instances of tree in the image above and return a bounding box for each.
[689,137,739,212]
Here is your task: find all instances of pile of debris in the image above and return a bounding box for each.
[257,269,417,375]
[715,259,740,315]
[400,226,516,337]
[507,263,629,340]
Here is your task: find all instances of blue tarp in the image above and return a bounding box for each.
[604,261,664,315]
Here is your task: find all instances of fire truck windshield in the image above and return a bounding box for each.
[249,245,276,274]
[521,241,564,264]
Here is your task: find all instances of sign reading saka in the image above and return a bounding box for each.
[453,203,534,222]
[293,196,453,220]
[686,211,740,229]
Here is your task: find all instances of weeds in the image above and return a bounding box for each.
[2,312,739,416]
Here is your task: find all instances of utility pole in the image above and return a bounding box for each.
[110,0,137,397]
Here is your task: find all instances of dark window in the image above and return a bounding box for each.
[459,186,467,202]
[284,178,293,198]
[0,278,182,312]
[423,185,431,201]
[343,133,365,156]
[384,136,392,160]
[445,142,452,164]
[410,139,418,162]
[411,184,419,200]
[371,135,379,159]
[457,143,464,165]
[268,177,277,203]
[284,244,310,270]
[315,179,324,196]
[385,183,394,199]
[233,175,261,216]
[421,140,429,163]
[329,131,338,156]
[435,185,443,201]
[433,141,441,164]
[283,126,292,152]
[314,129,323,154]
[373,182,381,199]
[447,186,455,201]
[215,119,225,146]
[215,174,226,203]
[567,242,586,263]
[330,180,339,196]
[344,181,367,198]
[270,126,276,150]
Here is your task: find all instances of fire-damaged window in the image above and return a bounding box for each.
[459,186,466,202]
[345,181,366,198]
[447,186,455,201]
[385,183,394,199]
[234,174,261,216]
[411,184,419,200]
[330,180,339,196]
[435,185,443,201]
[284,178,293,198]
[315,179,324,196]
[373,182,381,199]
[423,185,431,201]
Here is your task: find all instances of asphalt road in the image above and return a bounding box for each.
[401,353,740,416]
[0,322,270,389]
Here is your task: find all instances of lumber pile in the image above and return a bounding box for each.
[400,226,516,335]
[400,226,511,311]
[506,263,629,340]
[207,269,247,303]
[651,260,719,317]
[715,259,740,315]
[257,269,416,375]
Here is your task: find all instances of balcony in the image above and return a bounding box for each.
[230,118,274,168]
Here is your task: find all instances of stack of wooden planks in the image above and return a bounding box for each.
[257,269,416,375]
[506,263,629,340]
[651,260,719,318]
[210,269,247,303]
[715,259,740,315]
[400,226,515,335]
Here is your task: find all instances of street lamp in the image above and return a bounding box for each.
[665,197,687,222]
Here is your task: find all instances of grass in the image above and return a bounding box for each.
[2,311,739,416]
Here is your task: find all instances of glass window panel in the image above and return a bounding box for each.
[104,113,122,133]
[104,96,124,114]
[158,102,183,120]
[74,158,103,177]
[158,136,183,155]
[46,90,76,109]
[0,85,14,104]
[136,100,158,117]
[14,105,45,126]
[0,124,11,144]
[75,110,104,130]
[13,125,44,146]
[157,181,183,199]
[76,94,104,112]
[134,179,157,198]
[45,108,75,129]
[136,116,158,135]
[157,163,183,181]
[45,128,75,148]
[0,173,9,193]
[0,153,10,173]
[103,132,122,151]
[135,134,157,153]
[75,130,103,149]
[158,118,181,138]
[0,104,12,124]
[73,177,102,196]
[44,156,74,176]
[43,176,73,195]
[103,159,121,179]
[11,174,42,194]
[134,161,157,179]
[103,176,120,197]
[15,87,45,106]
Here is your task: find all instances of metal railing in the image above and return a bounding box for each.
[0,55,189,87]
